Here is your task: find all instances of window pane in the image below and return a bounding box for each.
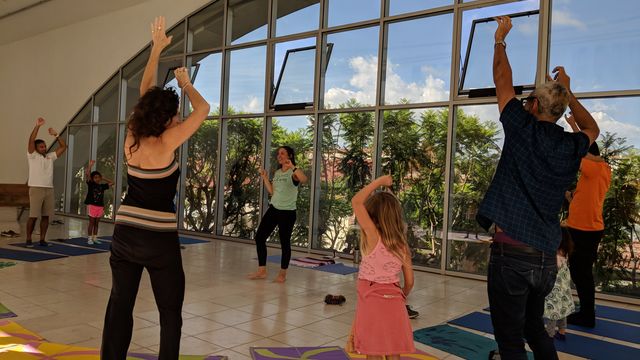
[327,0,380,28]
[122,48,150,121]
[184,120,219,233]
[384,14,453,104]
[228,46,266,114]
[222,118,263,238]
[163,21,185,57]
[323,26,379,109]
[460,1,539,92]
[381,108,448,268]
[94,125,117,219]
[273,38,316,108]
[71,101,91,125]
[67,126,92,216]
[275,0,320,37]
[550,0,640,92]
[268,116,315,248]
[51,130,67,212]
[186,53,222,116]
[389,0,452,16]
[188,0,224,51]
[228,0,268,45]
[447,104,502,275]
[159,58,183,91]
[314,111,374,252]
[94,75,119,123]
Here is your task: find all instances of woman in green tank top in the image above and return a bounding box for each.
[248,146,308,283]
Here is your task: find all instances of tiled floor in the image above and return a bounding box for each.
[1,216,638,359]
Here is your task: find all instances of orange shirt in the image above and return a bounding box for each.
[567,158,612,231]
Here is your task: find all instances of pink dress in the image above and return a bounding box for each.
[354,239,415,355]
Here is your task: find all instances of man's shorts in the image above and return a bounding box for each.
[29,187,54,218]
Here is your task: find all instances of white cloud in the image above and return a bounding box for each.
[324,56,450,107]
[592,111,640,147]
[552,10,587,30]
[515,21,538,36]
[240,96,262,114]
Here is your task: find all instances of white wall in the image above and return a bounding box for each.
[0,0,210,184]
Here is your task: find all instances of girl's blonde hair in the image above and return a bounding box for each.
[360,191,409,262]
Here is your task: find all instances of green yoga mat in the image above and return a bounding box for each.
[0,261,16,269]
[413,324,533,360]
[0,302,17,319]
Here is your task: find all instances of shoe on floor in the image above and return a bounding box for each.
[94,238,101,244]
[488,349,501,360]
[26,241,34,248]
[39,241,52,247]
[324,294,346,305]
[87,239,95,245]
[406,305,419,319]
[567,311,595,328]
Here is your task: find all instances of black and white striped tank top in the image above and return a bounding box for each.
[115,159,180,232]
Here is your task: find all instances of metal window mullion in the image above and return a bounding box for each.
[536,0,551,86]
[111,68,123,215]
[372,0,386,177]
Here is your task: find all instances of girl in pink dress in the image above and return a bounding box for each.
[347,175,415,359]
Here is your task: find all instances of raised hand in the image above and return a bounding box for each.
[259,169,267,178]
[150,16,172,50]
[494,16,512,42]
[174,67,191,88]
[377,175,393,187]
[36,117,45,126]
[550,66,571,91]
[89,160,96,167]
[48,128,58,137]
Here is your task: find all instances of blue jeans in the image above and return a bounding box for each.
[487,242,558,360]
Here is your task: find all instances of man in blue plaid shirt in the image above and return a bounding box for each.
[479,16,600,360]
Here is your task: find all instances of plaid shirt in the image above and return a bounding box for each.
[477,98,590,255]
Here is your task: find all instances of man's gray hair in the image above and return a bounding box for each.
[532,82,571,121]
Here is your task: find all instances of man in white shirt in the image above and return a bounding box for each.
[27,117,67,247]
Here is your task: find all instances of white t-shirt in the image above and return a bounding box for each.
[27,151,57,188]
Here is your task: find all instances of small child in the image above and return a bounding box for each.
[543,227,575,340]
[347,175,415,359]
[84,160,113,244]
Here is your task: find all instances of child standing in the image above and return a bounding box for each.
[347,175,415,359]
[543,227,575,340]
[84,160,113,244]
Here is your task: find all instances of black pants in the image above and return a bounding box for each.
[568,228,603,315]
[488,242,558,360]
[255,205,296,269]
[102,225,185,360]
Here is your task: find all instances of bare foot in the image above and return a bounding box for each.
[273,269,287,283]
[247,267,267,280]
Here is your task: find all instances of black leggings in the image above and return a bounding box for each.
[255,205,297,269]
[102,225,185,360]
[568,227,604,314]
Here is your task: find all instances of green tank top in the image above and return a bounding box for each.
[270,168,298,210]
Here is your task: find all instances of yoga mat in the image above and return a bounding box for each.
[450,312,640,360]
[314,263,358,275]
[250,346,349,360]
[483,306,640,343]
[595,305,640,326]
[0,320,46,345]
[414,324,532,360]
[55,237,112,251]
[98,235,113,241]
[349,349,436,360]
[0,303,17,319]
[11,242,106,256]
[0,261,16,269]
[0,247,67,262]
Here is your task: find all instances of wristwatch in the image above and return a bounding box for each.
[495,40,507,48]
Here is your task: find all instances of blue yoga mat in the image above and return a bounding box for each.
[483,307,640,343]
[98,235,113,241]
[55,238,112,251]
[414,324,532,360]
[11,242,106,256]
[450,312,640,360]
[0,247,67,262]
[314,263,358,275]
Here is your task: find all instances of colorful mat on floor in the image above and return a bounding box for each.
[267,255,357,275]
[0,261,16,269]
[414,324,532,360]
[289,256,336,268]
[0,247,67,262]
[11,242,106,256]
[55,237,112,251]
[251,346,349,359]
[349,349,436,359]
[450,311,640,360]
[0,303,16,319]
[0,320,227,359]
[595,304,640,325]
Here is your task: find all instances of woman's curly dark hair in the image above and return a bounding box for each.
[127,86,179,154]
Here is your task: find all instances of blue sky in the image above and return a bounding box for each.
[168,0,640,149]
